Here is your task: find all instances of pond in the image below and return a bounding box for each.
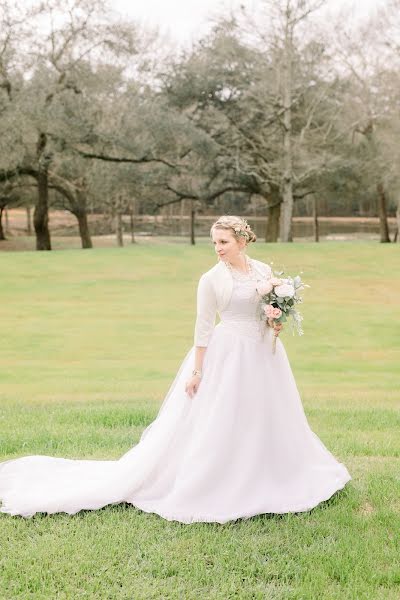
[133,216,398,242]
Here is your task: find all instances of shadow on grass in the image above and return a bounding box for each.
[31,483,352,526]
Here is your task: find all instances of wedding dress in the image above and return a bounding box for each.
[0,261,351,523]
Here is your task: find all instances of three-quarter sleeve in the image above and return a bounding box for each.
[194,274,217,347]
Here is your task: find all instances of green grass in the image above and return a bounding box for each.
[0,241,399,599]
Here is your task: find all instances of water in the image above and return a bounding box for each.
[7,209,396,242]
[132,216,397,242]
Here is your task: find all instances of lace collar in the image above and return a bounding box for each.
[224,257,259,281]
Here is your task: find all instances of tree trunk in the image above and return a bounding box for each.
[180,199,185,236]
[34,133,51,250]
[395,197,400,243]
[4,206,9,234]
[0,206,6,240]
[377,183,390,243]
[265,201,280,243]
[168,200,173,233]
[190,201,195,245]
[130,199,136,243]
[280,179,294,242]
[279,20,294,243]
[312,196,319,242]
[26,205,32,235]
[116,212,123,247]
[75,191,92,248]
[34,167,51,250]
[75,210,93,249]
[129,210,136,243]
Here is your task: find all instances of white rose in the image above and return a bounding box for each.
[275,283,295,298]
[257,281,273,295]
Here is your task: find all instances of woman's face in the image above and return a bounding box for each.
[211,227,246,262]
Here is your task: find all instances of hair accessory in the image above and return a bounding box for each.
[233,219,250,239]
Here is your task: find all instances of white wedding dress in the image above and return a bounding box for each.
[0,268,351,523]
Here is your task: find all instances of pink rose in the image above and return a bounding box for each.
[257,281,273,295]
[264,305,282,319]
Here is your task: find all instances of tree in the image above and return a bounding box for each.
[0,0,140,250]
[163,6,346,242]
[330,6,400,243]
[376,0,400,242]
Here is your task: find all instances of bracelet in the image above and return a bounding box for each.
[192,369,202,378]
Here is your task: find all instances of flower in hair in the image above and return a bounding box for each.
[232,219,251,239]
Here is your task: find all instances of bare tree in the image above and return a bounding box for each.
[331,8,400,243]
[239,0,327,242]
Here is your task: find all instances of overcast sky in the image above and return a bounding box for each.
[113,0,386,46]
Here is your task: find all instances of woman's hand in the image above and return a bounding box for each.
[267,318,283,337]
[185,374,201,398]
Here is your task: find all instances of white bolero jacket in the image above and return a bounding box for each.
[194,257,272,347]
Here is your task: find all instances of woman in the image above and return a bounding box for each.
[0,215,351,523]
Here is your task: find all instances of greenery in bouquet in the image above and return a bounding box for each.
[256,271,309,337]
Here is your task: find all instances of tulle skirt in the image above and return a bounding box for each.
[0,322,351,523]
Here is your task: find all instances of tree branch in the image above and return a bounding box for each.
[71,148,179,169]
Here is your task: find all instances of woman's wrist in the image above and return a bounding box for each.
[192,368,202,378]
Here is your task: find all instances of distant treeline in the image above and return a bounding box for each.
[1,0,399,248]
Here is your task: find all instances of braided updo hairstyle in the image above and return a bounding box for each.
[210,215,257,245]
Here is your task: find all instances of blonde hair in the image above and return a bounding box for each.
[210,215,257,244]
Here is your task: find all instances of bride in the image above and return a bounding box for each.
[0,215,351,523]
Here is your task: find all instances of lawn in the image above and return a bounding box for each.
[0,241,399,599]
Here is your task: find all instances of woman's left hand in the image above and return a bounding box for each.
[268,318,283,336]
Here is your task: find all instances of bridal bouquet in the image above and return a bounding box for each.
[256,271,309,354]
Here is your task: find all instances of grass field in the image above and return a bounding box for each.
[0,241,399,599]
